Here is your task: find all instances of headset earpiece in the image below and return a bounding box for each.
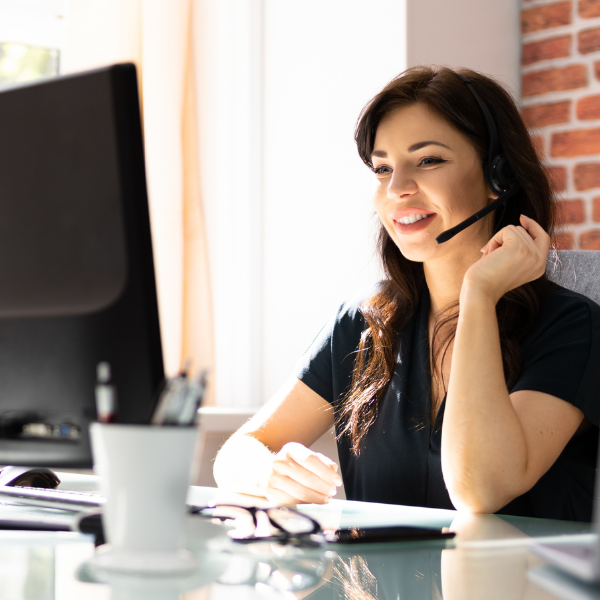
[458,74,517,195]
[490,155,517,194]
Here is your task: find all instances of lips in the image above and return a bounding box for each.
[391,208,437,235]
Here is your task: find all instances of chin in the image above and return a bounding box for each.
[394,239,438,264]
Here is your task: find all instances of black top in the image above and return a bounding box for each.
[294,281,600,522]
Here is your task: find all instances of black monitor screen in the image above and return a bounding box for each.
[0,63,164,467]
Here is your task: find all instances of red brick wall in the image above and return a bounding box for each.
[521,0,600,249]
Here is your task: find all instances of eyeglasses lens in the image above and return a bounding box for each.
[202,506,258,539]
[267,507,317,535]
[197,505,319,541]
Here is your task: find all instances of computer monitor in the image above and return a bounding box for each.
[0,63,164,467]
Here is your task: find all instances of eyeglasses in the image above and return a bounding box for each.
[216,552,331,592]
[190,504,325,547]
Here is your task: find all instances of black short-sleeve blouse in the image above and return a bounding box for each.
[293,281,600,522]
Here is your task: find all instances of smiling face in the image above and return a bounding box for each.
[371,102,494,263]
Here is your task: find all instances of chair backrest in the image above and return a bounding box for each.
[546,250,600,306]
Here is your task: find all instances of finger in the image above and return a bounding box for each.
[273,457,338,497]
[283,443,342,486]
[511,224,548,266]
[520,215,550,250]
[267,472,331,504]
[512,225,538,250]
[486,224,532,255]
[485,232,505,254]
[264,481,303,506]
[298,452,343,487]
[314,452,341,478]
[265,488,302,506]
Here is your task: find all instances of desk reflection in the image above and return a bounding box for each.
[442,513,552,600]
[219,513,576,600]
[0,508,593,600]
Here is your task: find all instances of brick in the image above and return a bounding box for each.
[577,95,600,119]
[522,36,571,65]
[531,134,546,158]
[551,128,600,156]
[579,0,600,18]
[580,230,600,249]
[552,231,575,249]
[548,165,568,192]
[574,162,600,190]
[522,2,572,34]
[522,101,571,128]
[522,65,587,97]
[592,196,600,220]
[578,27,600,54]
[557,198,586,224]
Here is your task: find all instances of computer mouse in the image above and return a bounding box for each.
[0,466,60,489]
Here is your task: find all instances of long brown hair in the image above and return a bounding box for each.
[338,66,557,454]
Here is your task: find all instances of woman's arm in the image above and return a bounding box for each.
[441,215,584,513]
[213,376,342,504]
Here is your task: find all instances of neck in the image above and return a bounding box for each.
[423,244,485,316]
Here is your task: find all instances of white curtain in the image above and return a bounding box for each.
[62,0,215,399]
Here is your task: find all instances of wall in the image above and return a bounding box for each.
[261,1,407,402]
[521,0,600,248]
[196,0,406,408]
[407,0,521,89]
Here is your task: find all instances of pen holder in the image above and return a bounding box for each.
[89,423,199,575]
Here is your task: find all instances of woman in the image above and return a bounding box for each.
[214,66,600,521]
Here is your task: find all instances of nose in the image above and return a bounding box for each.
[387,167,417,200]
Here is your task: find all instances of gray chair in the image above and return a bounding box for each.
[547,250,600,305]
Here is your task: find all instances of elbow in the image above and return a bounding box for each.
[449,491,505,515]
[444,467,530,515]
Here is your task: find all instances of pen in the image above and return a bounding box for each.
[95,362,118,423]
[150,372,188,425]
[175,370,207,425]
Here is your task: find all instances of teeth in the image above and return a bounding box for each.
[398,213,432,225]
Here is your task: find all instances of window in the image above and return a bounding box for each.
[0,0,66,87]
[0,42,59,86]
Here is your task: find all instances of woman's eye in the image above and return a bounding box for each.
[373,165,392,175]
[418,156,444,167]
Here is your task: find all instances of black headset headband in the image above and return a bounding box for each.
[435,73,520,244]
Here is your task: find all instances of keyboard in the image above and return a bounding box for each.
[0,486,104,512]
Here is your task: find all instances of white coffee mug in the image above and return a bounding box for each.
[89,423,199,574]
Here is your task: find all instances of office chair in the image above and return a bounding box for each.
[546,250,600,305]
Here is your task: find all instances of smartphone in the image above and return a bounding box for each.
[324,525,455,544]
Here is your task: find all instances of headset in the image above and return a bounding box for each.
[435,73,521,244]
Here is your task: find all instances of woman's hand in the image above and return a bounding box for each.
[263,442,342,505]
[463,214,550,304]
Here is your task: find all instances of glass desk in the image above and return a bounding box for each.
[0,472,597,600]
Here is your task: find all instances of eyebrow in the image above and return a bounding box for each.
[371,140,451,158]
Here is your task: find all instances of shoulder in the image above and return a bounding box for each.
[520,280,600,380]
[512,281,600,418]
[523,281,600,421]
[330,281,386,328]
[299,281,386,361]
[293,282,387,403]
[535,281,600,332]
